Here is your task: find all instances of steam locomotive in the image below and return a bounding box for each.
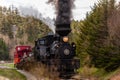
[33,24,80,77]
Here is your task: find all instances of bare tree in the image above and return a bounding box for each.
[107,7,120,47]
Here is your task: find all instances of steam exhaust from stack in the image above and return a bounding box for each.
[48,0,75,36]
[19,6,56,33]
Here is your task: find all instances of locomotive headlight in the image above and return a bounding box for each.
[63,36,69,42]
[64,49,70,55]
[18,47,20,51]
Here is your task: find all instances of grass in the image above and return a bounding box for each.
[0,69,26,80]
[99,68,120,80]
[22,61,59,80]
[0,63,14,68]
[78,65,120,80]
[78,55,120,80]
[76,55,119,80]
[78,65,98,79]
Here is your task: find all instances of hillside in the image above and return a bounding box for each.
[0,6,51,59]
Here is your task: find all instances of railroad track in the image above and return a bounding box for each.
[59,74,81,80]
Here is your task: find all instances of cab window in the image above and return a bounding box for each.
[39,40,45,45]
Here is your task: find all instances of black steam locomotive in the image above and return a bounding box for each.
[33,24,80,77]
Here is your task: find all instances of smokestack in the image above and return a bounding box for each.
[48,0,75,36]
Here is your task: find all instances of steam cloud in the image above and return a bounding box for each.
[19,6,55,33]
[48,0,75,25]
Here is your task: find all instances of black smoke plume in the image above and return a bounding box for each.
[48,0,75,25]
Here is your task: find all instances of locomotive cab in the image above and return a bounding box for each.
[34,35,56,61]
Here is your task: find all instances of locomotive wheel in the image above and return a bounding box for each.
[16,63,23,69]
[59,59,75,78]
[48,59,58,72]
[46,59,60,76]
[34,52,41,61]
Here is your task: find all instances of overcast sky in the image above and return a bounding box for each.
[0,0,119,20]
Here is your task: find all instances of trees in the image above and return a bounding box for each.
[72,0,120,71]
[0,6,51,44]
[0,6,51,59]
[0,38,9,60]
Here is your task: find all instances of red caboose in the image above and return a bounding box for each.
[14,46,32,68]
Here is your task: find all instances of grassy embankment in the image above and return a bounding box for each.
[0,69,26,80]
[0,63,14,68]
[78,66,120,80]
[0,63,27,80]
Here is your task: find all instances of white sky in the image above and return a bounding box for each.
[0,0,119,20]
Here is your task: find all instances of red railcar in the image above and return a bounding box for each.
[14,46,32,68]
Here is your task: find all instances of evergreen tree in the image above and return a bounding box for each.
[72,0,119,71]
[0,38,9,60]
